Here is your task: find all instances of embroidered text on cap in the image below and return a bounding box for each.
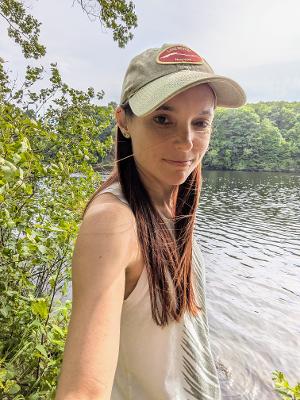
[156,45,204,65]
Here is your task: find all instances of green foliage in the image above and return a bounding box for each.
[0,0,138,59]
[0,0,46,59]
[77,0,138,48]
[204,102,300,171]
[272,371,300,399]
[0,60,114,398]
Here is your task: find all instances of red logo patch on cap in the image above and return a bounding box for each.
[157,45,203,64]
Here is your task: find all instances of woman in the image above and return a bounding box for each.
[55,43,246,400]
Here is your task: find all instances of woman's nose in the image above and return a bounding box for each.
[174,126,193,151]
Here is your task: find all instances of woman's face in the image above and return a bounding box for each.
[117,83,215,188]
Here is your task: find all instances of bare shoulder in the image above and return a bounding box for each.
[80,191,138,246]
[73,192,138,285]
[83,191,137,230]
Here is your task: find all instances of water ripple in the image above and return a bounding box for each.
[195,171,300,399]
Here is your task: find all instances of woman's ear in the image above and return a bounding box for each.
[115,106,129,134]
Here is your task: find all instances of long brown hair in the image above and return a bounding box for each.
[82,103,204,327]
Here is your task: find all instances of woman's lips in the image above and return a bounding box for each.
[163,159,192,166]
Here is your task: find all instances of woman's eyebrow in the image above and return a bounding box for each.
[155,105,213,116]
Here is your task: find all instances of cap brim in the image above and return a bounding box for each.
[128,70,246,117]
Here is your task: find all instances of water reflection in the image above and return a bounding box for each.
[196,170,300,399]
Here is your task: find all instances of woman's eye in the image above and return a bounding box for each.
[153,115,171,125]
[152,116,211,130]
[194,120,210,129]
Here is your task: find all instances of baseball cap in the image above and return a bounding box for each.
[120,43,246,117]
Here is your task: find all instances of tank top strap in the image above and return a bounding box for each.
[95,181,129,206]
[97,181,175,228]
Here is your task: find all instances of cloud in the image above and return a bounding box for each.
[233,60,300,102]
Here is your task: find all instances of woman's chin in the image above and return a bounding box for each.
[163,171,193,186]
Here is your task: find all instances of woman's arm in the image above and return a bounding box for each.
[54,198,137,400]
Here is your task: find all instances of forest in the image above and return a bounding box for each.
[204,101,300,172]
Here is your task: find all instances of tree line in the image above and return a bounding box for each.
[203,101,300,172]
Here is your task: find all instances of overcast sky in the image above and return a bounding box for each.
[1,0,300,106]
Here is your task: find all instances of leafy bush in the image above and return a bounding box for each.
[0,62,114,398]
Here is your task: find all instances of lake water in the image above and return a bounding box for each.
[196,170,300,399]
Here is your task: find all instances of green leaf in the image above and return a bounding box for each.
[0,305,10,318]
[7,382,21,394]
[37,244,47,254]
[36,344,48,359]
[18,167,24,180]
[31,298,48,319]
[0,368,7,382]
[52,324,64,337]
[12,153,22,164]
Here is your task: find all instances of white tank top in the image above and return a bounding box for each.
[99,181,221,400]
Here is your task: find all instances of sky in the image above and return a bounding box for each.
[0,0,300,106]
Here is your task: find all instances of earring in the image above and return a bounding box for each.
[122,131,131,139]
